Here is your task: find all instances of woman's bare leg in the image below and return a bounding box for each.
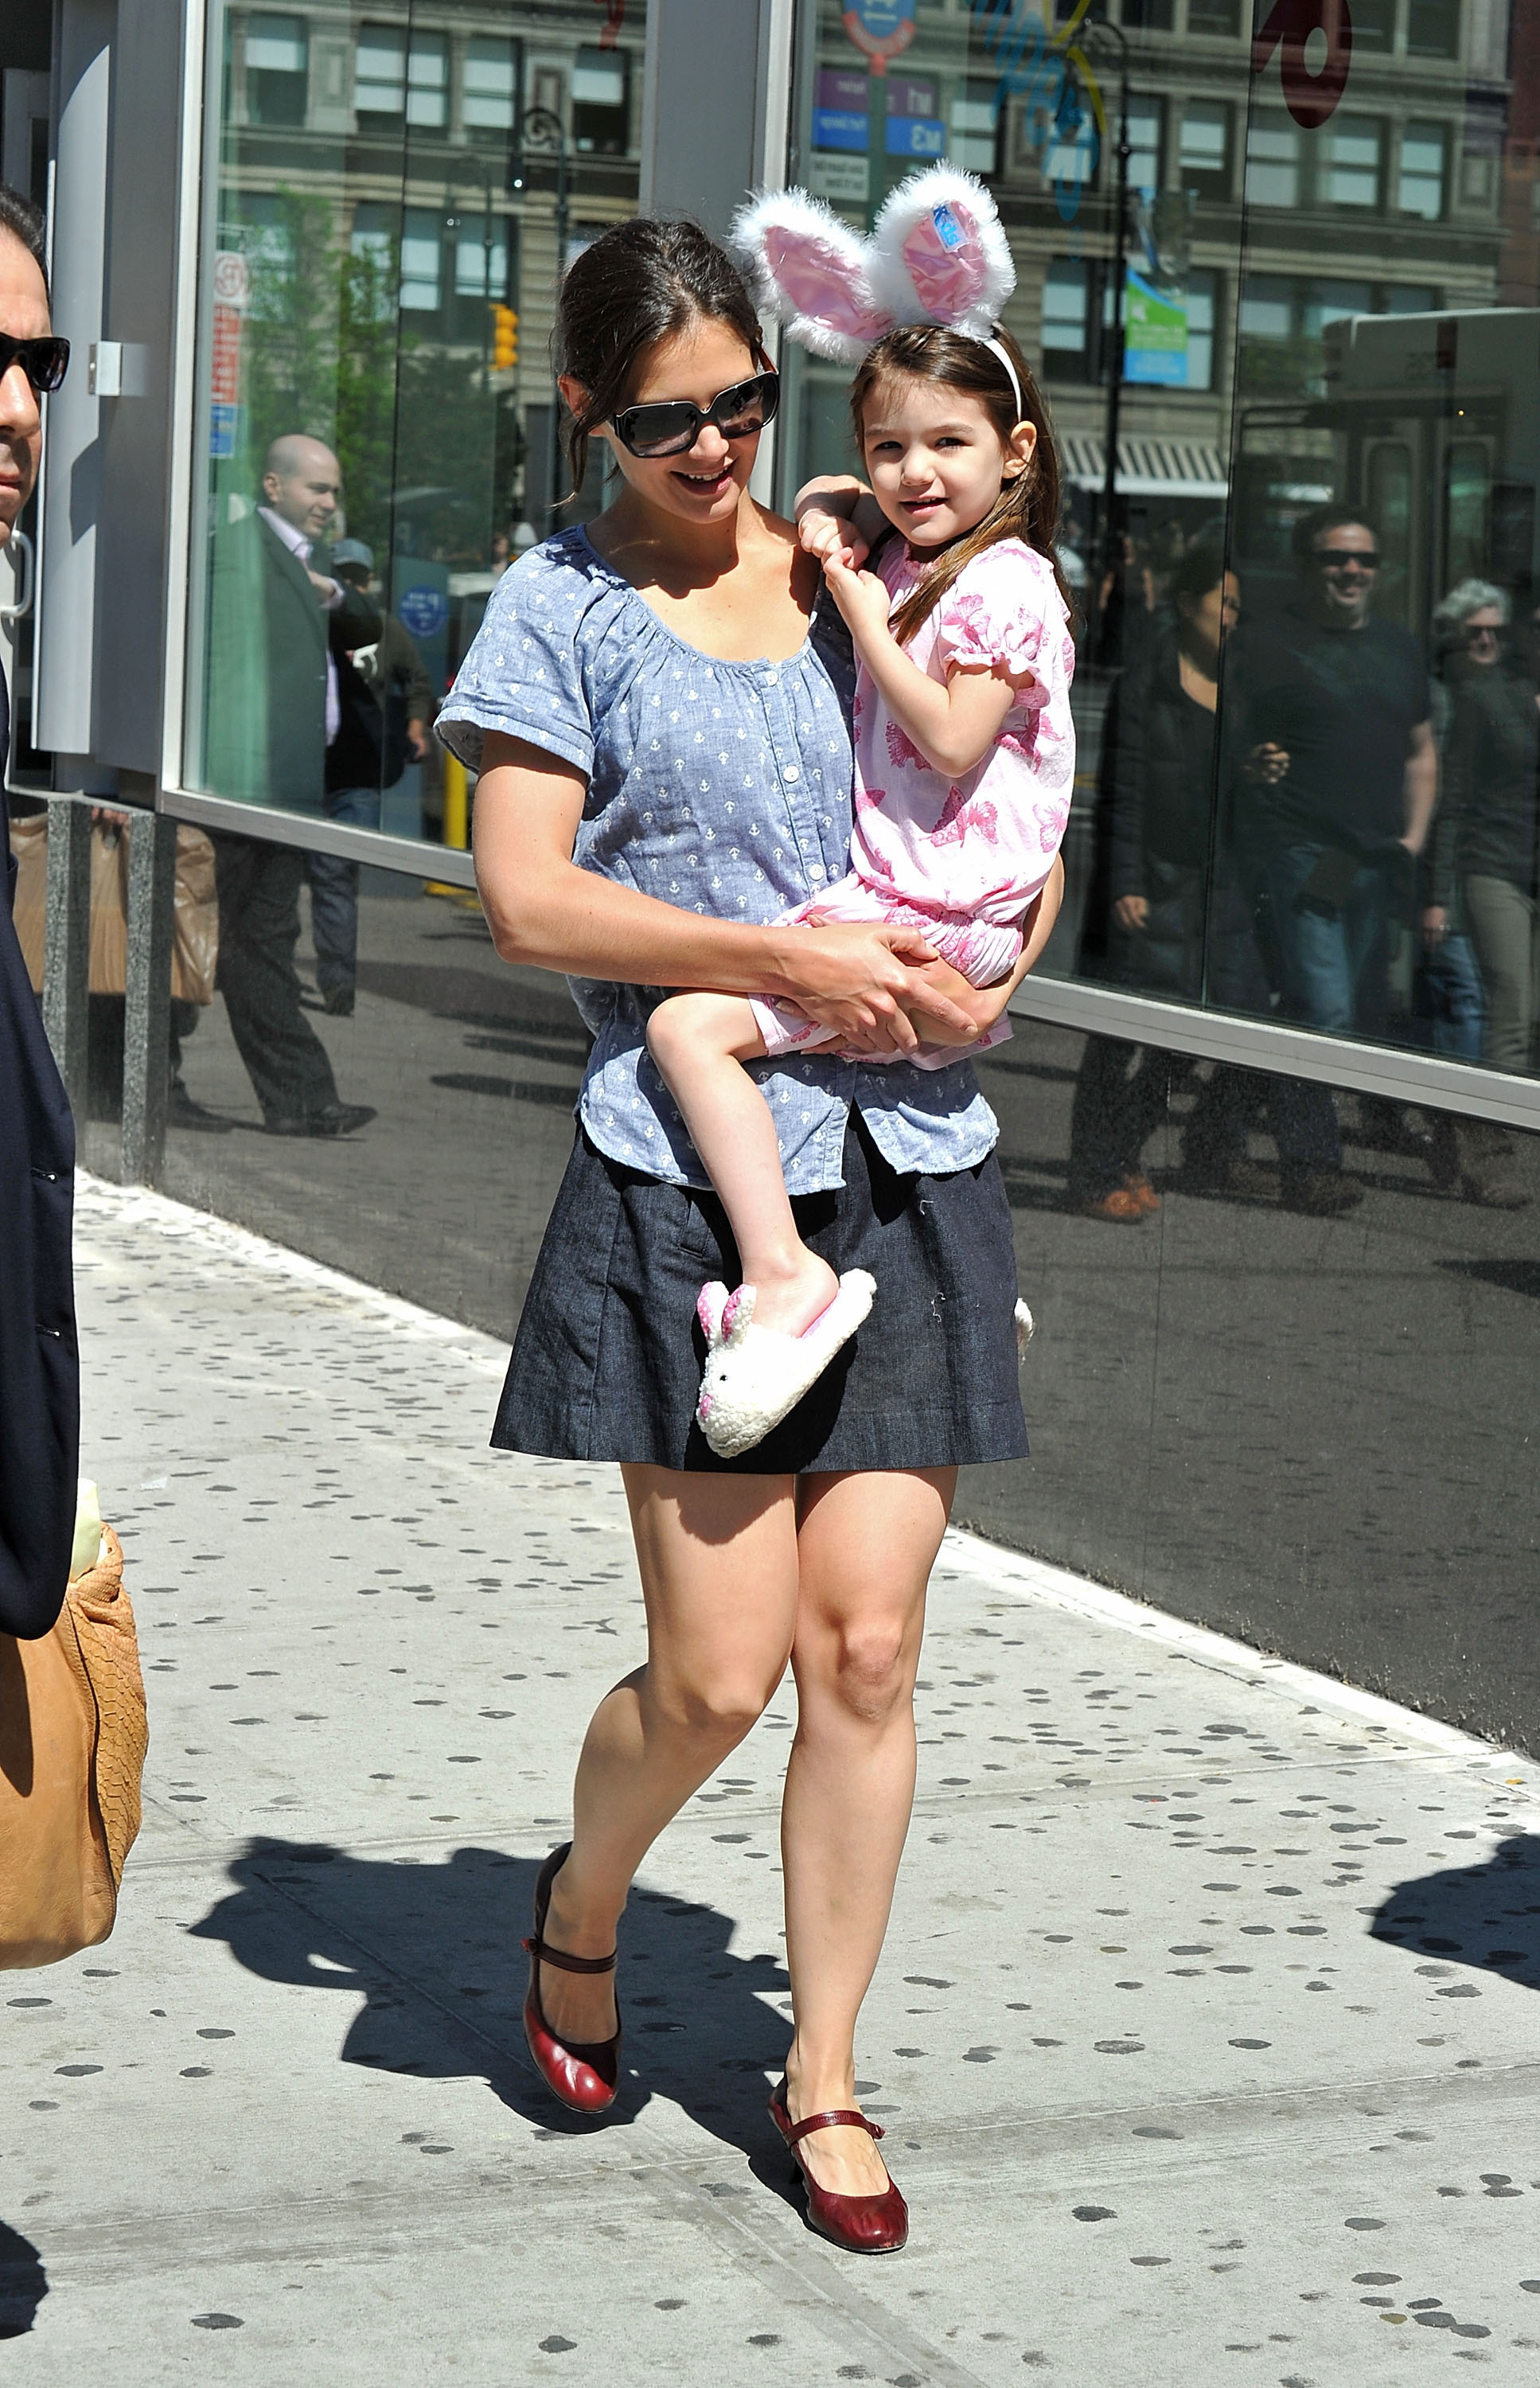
[779,1465,954,2195]
[647,992,838,1336]
[536,1465,801,2045]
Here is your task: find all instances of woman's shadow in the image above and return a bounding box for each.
[1370,1832,1540,1988]
[189,1840,801,2193]
[0,2222,46,2339]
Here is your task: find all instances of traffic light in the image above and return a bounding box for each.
[491,304,518,371]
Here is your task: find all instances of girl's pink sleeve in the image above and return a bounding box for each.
[933,544,1065,707]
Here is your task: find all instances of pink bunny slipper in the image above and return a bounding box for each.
[695,1274,877,1460]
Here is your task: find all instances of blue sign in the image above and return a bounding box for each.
[398,583,449,639]
[846,0,911,34]
[813,108,869,152]
[886,115,945,158]
[209,401,240,460]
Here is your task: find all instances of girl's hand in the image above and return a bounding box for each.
[823,550,896,650]
[797,505,868,571]
[772,921,978,1052]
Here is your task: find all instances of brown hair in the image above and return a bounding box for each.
[849,324,1072,645]
[556,217,762,501]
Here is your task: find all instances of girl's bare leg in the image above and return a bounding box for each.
[779,1465,954,2195]
[647,992,838,1336]
[536,1465,801,2045]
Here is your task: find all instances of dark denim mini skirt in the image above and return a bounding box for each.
[493,1116,1028,1474]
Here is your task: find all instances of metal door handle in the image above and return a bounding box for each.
[0,529,35,624]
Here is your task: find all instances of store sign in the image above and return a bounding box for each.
[210,306,243,404]
[842,1,914,75]
[814,108,869,152]
[1123,267,1188,386]
[397,583,450,639]
[884,73,943,158]
[811,154,871,203]
[209,402,240,460]
[1252,0,1352,130]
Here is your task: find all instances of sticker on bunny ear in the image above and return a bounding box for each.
[869,165,1016,338]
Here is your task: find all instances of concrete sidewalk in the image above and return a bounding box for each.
[5,1179,1540,2384]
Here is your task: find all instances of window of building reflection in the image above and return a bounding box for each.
[185,0,643,860]
[784,0,1539,1087]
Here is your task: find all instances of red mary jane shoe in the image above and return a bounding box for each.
[768,2080,908,2253]
[522,1842,620,2114]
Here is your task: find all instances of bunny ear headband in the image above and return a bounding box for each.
[731,164,1022,415]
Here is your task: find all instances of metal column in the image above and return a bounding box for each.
[121,808,177,1185]
[41,794,91,1122]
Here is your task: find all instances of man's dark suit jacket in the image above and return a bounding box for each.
[203,509,380,811]
[0,666,77,1638]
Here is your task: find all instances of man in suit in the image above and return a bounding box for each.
[202,435,378,1133]
[0,184,76,1637]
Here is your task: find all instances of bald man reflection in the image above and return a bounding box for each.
[203,435,378,1134]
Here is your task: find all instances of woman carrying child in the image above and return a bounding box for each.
[437,167,1073,2255]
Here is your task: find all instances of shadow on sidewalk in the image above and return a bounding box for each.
[0,2222,47,2338]
[1369,1833,1540,1988]
[190,1840,802,2194]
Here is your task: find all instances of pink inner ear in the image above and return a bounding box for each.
[763,229,890,341]
[903,203,988,322]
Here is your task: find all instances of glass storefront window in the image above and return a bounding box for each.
[783,0,1540,1093]
[184,1,643,856]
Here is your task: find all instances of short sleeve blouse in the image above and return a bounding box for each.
[436,527,1001,1191]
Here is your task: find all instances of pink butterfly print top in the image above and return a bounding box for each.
[848,537,1076,931]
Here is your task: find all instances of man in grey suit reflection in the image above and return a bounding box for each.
[202,434,376,1134]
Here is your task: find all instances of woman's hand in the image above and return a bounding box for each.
[1113,893,1149,932]
[774,921,979,1052]
[1246,741,1289,786]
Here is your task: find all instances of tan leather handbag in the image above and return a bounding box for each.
[0,1527,148,1969]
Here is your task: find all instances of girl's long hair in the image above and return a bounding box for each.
[849,323,1073,646]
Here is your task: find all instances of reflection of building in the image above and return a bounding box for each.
[217,4,645,551]
[789,0,1522,558]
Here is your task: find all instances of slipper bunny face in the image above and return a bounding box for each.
[731,165,1016,367]
[695,1282,757,1426]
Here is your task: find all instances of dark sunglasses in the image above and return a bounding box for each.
[1316,549,1378,571]
[0,330,70,396]
[610,370,779,460]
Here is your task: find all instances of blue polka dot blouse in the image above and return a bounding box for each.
[436,527,1000,1192]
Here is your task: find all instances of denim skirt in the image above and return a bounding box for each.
[493,1117,1028,1474]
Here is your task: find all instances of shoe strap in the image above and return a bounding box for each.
[522,1933,617,1976]
[782,2106,883,2146]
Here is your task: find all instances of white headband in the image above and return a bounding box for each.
[732,166,1023,419]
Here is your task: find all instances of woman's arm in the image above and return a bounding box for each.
[471,732,981,1049]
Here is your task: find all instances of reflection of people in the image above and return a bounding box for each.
[0,183,76,1637]
[1068,538,1314,1216]
[1426,578,1536,1204]
[647,316,1070,1444]
[204,435,377,1133]
[1243,504,1437,1205]
[302,538,434,1016]
[439,213,1031,2252]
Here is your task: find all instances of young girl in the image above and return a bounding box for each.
[647,175,1075,1458]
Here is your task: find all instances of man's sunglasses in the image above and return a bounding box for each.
[0,330,70,396]
[610,370,779,460]
[1315,549,1378,571]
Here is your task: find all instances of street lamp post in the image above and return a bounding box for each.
[1082,16,1131,661]
[510,105,571,537]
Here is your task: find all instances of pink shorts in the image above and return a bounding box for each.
[747,876,1023,1071]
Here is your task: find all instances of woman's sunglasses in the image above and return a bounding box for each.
[610,370,779,460]
[0,330,71,396]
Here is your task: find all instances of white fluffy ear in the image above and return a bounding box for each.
[869,166,1016,341]
[731,187,892,367]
